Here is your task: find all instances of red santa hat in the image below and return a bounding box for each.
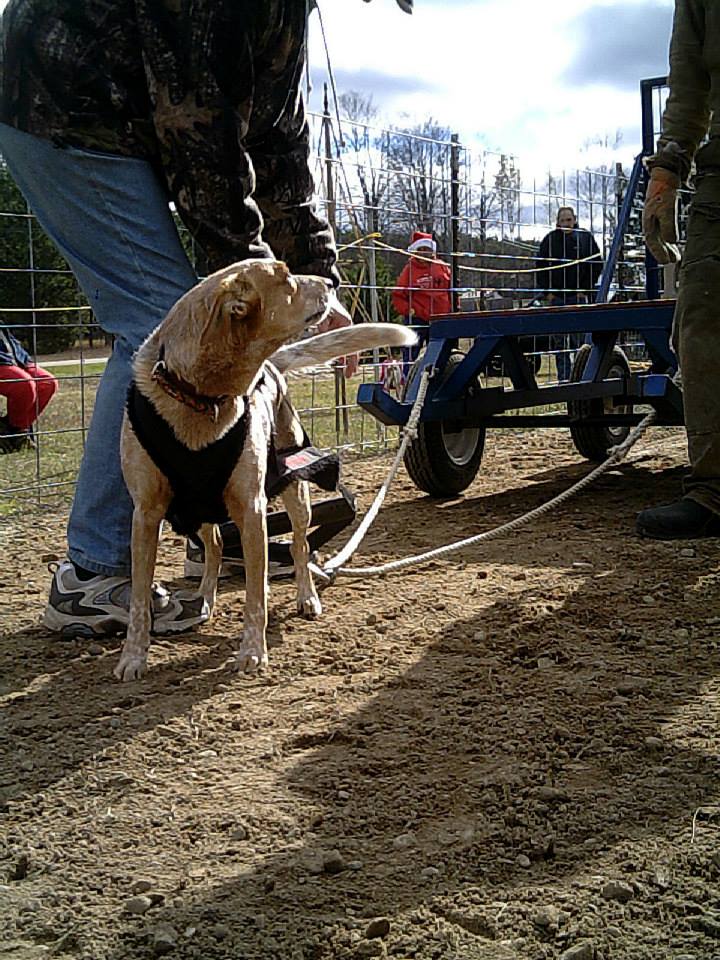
[407,231,436,254]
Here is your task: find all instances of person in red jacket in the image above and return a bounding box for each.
[392,231,452,374]
[0,326,58,453]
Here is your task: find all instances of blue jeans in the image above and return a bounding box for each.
[401,320,429,378]
[0,124,198,575]
[549,294,585,382]
[550,331,584,382]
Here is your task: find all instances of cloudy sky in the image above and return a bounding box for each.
[308,0,675,171]
[0,0,675,171]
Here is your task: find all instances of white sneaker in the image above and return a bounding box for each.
[42,561,209,639]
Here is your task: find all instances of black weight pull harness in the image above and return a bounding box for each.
[126,377,341,538]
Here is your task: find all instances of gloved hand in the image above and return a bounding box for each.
[643,167,681,264]
[362,0,413,12]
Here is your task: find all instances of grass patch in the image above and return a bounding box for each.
[3,347,634,519]
[0,363,397,518]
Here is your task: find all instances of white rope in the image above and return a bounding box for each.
[309,369,431,581]
[311,388,658,581]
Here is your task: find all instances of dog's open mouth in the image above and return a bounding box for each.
[304,307,329,331]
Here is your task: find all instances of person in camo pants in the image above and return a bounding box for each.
[638,0,720,540]
[0,0,413,638]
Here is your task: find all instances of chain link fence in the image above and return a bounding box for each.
[1,96,664,517]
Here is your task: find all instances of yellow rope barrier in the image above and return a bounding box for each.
[349,236,602,276]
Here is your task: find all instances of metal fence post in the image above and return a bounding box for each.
[365,208,384,442]
[450,134,460,312]
[323,84,336,236]
[640,76,668,300]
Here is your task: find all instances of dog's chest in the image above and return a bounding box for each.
[127,382,256,535]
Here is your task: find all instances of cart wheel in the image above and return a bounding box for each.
[403,352,486,496]
[568,344,632,461]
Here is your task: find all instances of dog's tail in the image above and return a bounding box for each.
[270,323,418,374]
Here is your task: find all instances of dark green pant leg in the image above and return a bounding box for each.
[675,177,720,514]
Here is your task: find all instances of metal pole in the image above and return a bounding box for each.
[615,161,626,296]
[640,77,668,300]
[323,84,336,235]
[596,153,644,303]
[366,207,383,440]
[450,133,460,312]
[323,84,348,437]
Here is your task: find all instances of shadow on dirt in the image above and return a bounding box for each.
[0,458,700,799]
[100,562,720,958]
[3,454,717,958]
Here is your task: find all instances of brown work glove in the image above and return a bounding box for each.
[363,0,413,12]
[643,167,681,264]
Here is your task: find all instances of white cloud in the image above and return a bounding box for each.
[309,0,675,172]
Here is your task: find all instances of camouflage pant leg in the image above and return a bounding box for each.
[674,177,720,513]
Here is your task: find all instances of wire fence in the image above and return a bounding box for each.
[0,85,674,517]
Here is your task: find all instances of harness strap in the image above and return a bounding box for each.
[126,383,249,536]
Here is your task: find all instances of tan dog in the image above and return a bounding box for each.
[115,259,416,681]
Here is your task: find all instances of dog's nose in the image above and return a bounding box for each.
[324,279,333,290]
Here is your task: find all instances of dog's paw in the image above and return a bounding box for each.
[298,594,322,619]
[232,644,269,675]
[113,651,148,682]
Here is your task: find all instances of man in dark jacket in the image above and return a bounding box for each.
[637,0,720,540]
[0,0,413,638]
[535,206,603,380]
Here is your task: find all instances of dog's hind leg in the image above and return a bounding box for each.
[282,479,321,619]
[114,504,165,682]
[197,523,222,616]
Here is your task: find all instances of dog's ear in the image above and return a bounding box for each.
[201,272,257,338]
[214,273,257,322]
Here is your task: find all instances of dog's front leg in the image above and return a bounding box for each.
[197,523,222,616]
[282,479,321,619]
[227,498,269,673]
[114,506,163,682]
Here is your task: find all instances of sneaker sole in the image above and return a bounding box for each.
[43,597,209,639]
[152,606,210,635]
[42,606,126,639]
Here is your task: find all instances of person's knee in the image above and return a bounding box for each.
[14,378,38,407]
[37,370,58,401]
[676,256,720,365]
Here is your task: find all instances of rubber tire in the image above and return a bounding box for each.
[403,351,486,497]
[568,344,632,461]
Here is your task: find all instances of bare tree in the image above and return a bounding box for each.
[494,154,522,240]
[337,91,389,236]
[384,118,455,239]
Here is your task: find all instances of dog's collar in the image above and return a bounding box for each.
[151,344,229,422]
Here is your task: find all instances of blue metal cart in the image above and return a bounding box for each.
[357,75,683,497]
[358,299,682,496]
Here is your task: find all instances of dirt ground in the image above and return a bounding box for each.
[2,426,720,960]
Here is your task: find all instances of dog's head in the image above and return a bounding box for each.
[161,259,333,395]
[199,259,332,355]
